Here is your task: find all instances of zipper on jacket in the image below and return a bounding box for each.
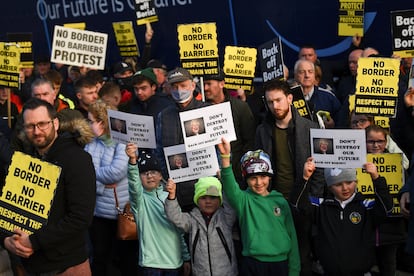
[216,227,232,264]
[340,210,343,220]
[192,229,200,263]
[207,226,213,276]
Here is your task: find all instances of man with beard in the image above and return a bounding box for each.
[255,79,325,276]
[3,98,96,275]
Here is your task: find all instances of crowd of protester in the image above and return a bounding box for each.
[0,26,414,276]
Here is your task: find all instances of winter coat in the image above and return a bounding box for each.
[165,197,238,276]
[85,137,129,219]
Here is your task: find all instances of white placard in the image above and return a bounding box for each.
[107,109,155,148]
[51,25,107,70]
[164,144,219,183]
[310,129,366,168]
[179,102,236,151]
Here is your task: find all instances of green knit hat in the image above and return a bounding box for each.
[193,177,223,205]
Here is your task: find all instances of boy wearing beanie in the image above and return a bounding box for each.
[218,138,301,276]
[125,143,190,275]
[165,176,238,276]
[307,161,393,275]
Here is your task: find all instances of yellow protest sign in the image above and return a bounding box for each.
[348,95,390,129]
[357,153,403,215]
[7,33,33,68]
[178,22,219,76]
[0,152,61,235]
[0,42,20,89]
[223,46,257,92]
[338,0,365,37]
[64,22,86,30]
[355,57,400,117]
[112,21,139,57]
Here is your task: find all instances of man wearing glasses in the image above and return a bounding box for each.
[3,98,96,275]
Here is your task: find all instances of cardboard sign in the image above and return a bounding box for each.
[0,42,20,89]
[0,152,61,235]
[63,22,86,30]
[291,86,313,120]
[177,22,219,76]
[338,0,365,37]
[355,57,400,117]
[258,37,285,82]
[223,46,257,92]
[7,33,33,68]
[112,21,140,57]
[179,102,236,152]
[391,9,414,58]
[135,0,158,25]
[51,25,107,70]
[310,129,366,168]
[357,153,404,216]
[164,144,219,183]
[107,109,156,148]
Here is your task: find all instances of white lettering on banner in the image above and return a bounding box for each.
[36,0,193,20]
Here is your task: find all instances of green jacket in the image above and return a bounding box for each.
[128,164,190,269]
[221,166,300,276]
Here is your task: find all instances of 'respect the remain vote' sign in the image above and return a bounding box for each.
[0,152,61,235]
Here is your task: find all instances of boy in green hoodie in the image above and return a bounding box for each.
[218,138,302,276]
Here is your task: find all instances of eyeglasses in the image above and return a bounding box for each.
[351,118,368,126]
[366,140,386,145]
[23,120,53,132]
[140,170,160,177]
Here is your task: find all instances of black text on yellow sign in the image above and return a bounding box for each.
[224,76,254,92]
[0,152,61,235]
[0,42,20,88]
[178,23,219,75]
[224,46,257,79]
[357,153,403,215]
[355,57,399,117]
[112,21,139,57]
[338,0,365,36]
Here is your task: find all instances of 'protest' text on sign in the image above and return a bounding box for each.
[51,25,108,70]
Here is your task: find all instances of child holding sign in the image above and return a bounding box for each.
[165,176,238,276]
[308,161,393,275]
[218,138,300,276]
[125,143,190,275]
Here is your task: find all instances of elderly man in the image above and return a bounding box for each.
[294,59,341,128]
